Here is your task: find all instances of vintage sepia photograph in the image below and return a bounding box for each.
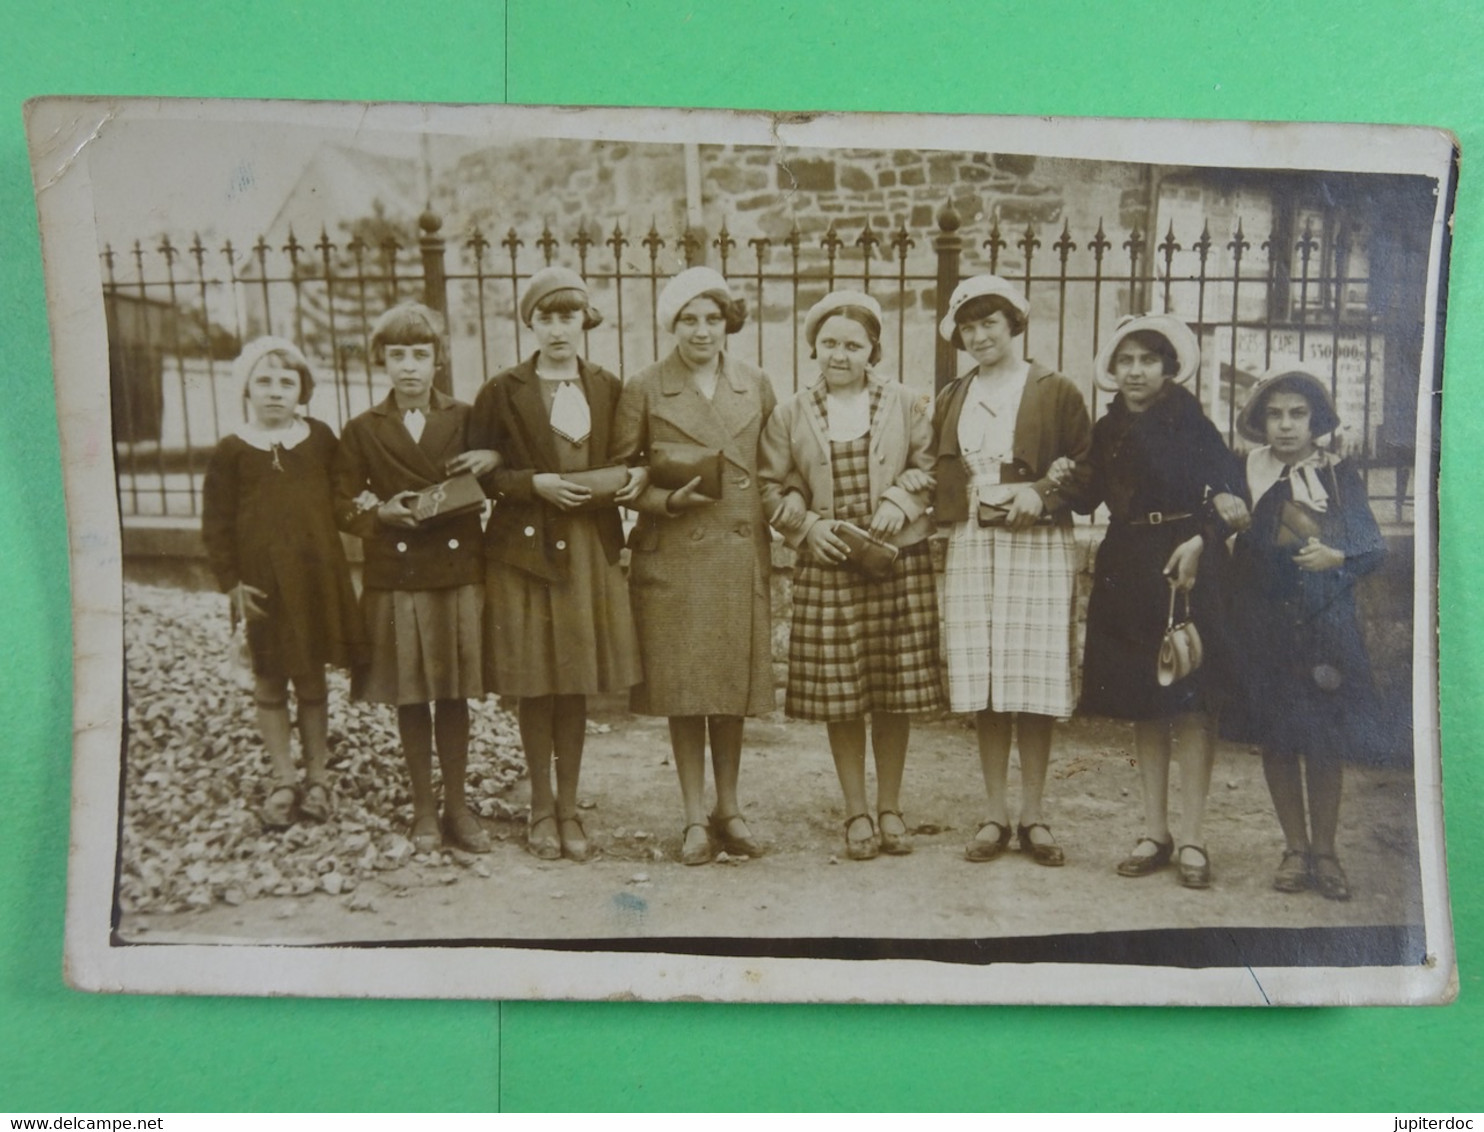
[28,98,1454,1003]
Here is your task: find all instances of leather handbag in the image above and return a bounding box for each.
[562,464,630,512]
[650,441,724,500]
[1274,498,1323,549]
[834,521,900,581]
[977,499,1056,528]
[1156,580,1204,687]
[408,472,487,524]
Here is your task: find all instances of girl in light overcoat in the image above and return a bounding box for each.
[612,267,778,866]
[759,290,942,860]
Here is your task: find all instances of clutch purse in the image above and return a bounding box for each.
[834,522,900,581]
[562,464,630,512]
[977,500,1055,528]
[1274,499,1323,549]
[226,588,255,691]
[650,441,724,500]
[1156,580,1204,687]
[408,472,487,524]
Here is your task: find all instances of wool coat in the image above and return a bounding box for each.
[758,372,935,549]
[469,355,627,583]
[612,349,778,717]
[334,389,485,592]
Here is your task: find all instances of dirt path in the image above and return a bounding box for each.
[125,710,1423,946]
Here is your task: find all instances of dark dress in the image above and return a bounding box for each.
[1220,452,1389,761]
[1076,384,1245,720]
[201,418,368,680]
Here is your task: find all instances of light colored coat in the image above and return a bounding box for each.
[758,374,935,549]
[612,349,777,717]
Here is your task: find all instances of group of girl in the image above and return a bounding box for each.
[202,265,1387,900]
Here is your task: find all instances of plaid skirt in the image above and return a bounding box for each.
[787,540,943,721]
[941,451,1077,716]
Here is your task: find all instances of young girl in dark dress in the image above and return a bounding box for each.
[201,337,368,829]
[1074,315,1249,888]
[334,303,499,855]
[1221,369,1388,900]
[470,267,645,862]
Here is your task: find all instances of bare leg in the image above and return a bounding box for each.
[973,707,1013,827]
[1261,749,1311,853]
[1016,712,1057,849]
[871,712,910,817]
[396,702,438,847]
[708,715,746,818]
[1131,718,1173,853]
[826,718,871,818]
[669,716,712,863]
[552,693,588,819]
[433,698,471,811]
[1171,711,1215,861]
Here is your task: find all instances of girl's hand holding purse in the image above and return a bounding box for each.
[1162,534,1204,591]
[804,518,851,565]
[377,492,421,529]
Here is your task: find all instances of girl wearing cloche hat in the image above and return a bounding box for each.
[612,266,779,866]
[932,274,1093,869]
[469,266,644,863]
[1220,368,1389,901]
[1073,313,1250,890]
[759,290,942,861]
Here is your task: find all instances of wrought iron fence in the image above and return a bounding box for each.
[103,201,1413,524]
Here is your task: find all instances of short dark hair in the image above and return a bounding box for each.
[951,293,1027,347]
[369,301,447,366]
[678,289,748,335]
[1112,329,1181,377]
[808,304,883,367]
[534,287,604,330]
[1249,372,1342,438]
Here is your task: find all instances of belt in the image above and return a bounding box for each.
[1124,511,1194,526]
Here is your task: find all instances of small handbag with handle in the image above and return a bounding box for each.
[408,472,487,524]
[834,522,900,581]
[1156,579,1204,687]
[1274,498,1324,550]
[650,441,725,500]
[561,464,631,513]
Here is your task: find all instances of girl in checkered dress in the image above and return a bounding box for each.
[760,292,941,860]
[931,275,1093,868]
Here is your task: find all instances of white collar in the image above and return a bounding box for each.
[234,418,310,451]
[1247,445,1337,510]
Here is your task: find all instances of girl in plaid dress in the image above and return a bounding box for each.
[760,292,941,860]
[932,275,1093,867]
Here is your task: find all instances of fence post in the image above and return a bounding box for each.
[419,208,452,394]
[933,203,962,393]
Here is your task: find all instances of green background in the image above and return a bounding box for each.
[2,0,1479,1112]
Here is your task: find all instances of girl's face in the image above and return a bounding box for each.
[1262,390,1317,463]
[673,297,727,368]
[1111,339,1170,412]
[384,342,436,406]
[815,314,873,391]
[245,360,302,429]
[958,308,1015,370]
[532,307,585,364]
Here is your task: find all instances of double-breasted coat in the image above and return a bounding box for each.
[612,349,778,718]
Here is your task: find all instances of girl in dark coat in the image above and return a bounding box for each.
[1074,315,1249,889]
[470,267,645,863]
[1221,369,1387,901]
[334,302,499,856]
[201,337,368,829]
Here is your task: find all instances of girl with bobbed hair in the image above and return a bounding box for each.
[760,291,941,860]
[335,301,500,856]
[202,336,368,829]
[1221,368,1387,900]
[933,274,1093,868]
[1074,313,1250,889]
[470,267,645,862]
[613,266,778,866]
